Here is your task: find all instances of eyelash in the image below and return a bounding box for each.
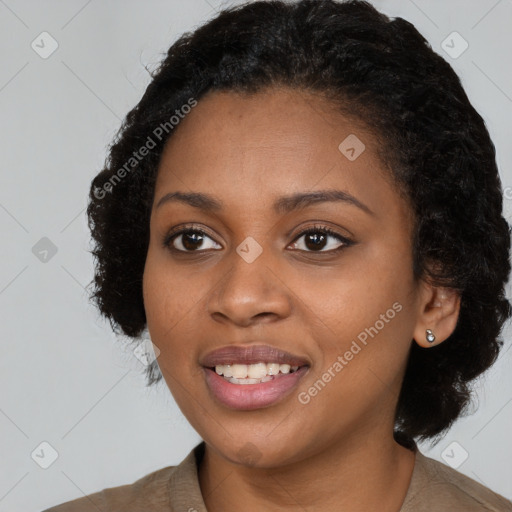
[162,224,353,255]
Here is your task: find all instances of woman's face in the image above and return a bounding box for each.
[143,87,424,466]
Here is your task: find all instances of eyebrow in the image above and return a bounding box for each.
[155,189,374,216]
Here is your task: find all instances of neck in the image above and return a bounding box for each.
[198,430,416,512]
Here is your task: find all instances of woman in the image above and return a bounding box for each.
[45,0,512,510]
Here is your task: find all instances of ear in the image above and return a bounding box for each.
[413,279,461,348]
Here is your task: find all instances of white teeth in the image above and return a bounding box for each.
[230,377,259,385]
[247,362,268,379]
[267,363,280,375]
[213,362,302,379]
[279,364,291,374]
[231,364,248,379]
[227,375,275,385]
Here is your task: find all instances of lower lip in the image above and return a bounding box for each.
[203,366,309,410]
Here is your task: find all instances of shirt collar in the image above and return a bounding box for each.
[168,441,208,512]
[167,441,424,512]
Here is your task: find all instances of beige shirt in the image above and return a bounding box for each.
[43,441,512,511]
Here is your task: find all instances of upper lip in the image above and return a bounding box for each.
[201,344,310,367]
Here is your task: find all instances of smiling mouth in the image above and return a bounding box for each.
[208,362,304,385]
[201,344,310,408]
[203,363,310,410]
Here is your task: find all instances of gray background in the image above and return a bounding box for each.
[0,1,511,510]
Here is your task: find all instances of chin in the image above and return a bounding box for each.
[206,429,310,469]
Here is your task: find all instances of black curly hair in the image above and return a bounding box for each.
[86,0,512,446]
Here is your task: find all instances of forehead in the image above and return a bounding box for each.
[154,87,404,221]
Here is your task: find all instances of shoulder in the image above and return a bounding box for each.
[402,450,512,512]
[41,464,178,512]
[42,442,205,512]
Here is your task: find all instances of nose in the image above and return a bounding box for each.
[207,247,292,327]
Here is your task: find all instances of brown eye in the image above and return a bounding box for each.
[289,226,352,253]
[164,229,221,252]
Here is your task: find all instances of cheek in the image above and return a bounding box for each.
[142,251,192,352]
[294,247,415,383]
[294,247,412,334]
[142,248,217,385]
[142,256,206,404]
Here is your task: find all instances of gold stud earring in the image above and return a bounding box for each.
[426,329,436,344]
